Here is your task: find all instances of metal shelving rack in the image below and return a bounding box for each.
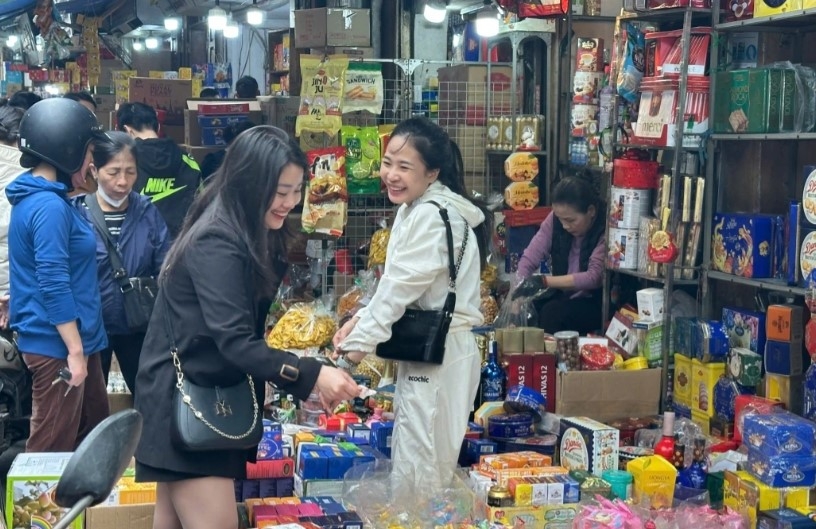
[700,0,816,316]
[487,26,556,204]
[602,5,711,411]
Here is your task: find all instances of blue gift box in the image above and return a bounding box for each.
[743,412,816,457]
[722,307,767,355]
[369,421,394,458]
[277,477,294,497]
[712,213,775,278]
[346,424,371,442]
[326,448,355,480]
[765,340,805,376]
[257,420,283,461]
[337,512,364,529]
[758,508,816,529]
[746,447,816,488]
[299,448,329,480]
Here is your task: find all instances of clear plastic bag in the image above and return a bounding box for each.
[266,299,337,351]
[494,284,539,328]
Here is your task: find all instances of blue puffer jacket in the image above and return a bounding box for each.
[73,192,171,335]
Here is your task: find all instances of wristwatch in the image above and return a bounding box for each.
[336,355,359,372]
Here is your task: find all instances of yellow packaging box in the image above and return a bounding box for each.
[691,409,711,436]
[738,470,782,529]
[755,0,802,17]
[673,354,692,407]
[723,471,740,512]
[691,359,725,417]
[487,504,579,528]
[627,456,678,509]
[482,466,567,487]
[765,373,805,415]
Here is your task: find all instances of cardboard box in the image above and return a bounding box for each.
[673,354,693,408]
[454,125,487,174]
[294,8,371,49]
[636,288,664,322]
[310,47,376,59]
[6,453,83,529]
[127,78,193,127]
[180,145,222,165]
[691,359,725,417]
[711,213,776,278]
[765,340,805,376]
[767,304,804,342]
[184,109,262,146]
[260,97,301,138]
[531,353,556,414]
[555,369,662,422]
[560,416,620,477]
[85,503,154,529]
[765,373,805,415]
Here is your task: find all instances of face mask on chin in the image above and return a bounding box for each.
[97,185,128,208]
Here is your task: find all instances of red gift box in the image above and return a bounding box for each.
[531,353,556,413]
[733,395,785,442]
[505,353,534,389]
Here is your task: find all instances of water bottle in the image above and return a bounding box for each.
[480,336,507,404]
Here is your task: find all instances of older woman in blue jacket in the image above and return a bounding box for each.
[74,132,170,393]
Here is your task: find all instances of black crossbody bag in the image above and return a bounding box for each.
[85,194,157,333]
[161,294,263,451]
[376,201,468,365]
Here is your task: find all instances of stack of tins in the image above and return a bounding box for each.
[608,151,659,270]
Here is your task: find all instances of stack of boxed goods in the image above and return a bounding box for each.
[242,495,362,529]
[569,37,607,168]
[764,305,807,415]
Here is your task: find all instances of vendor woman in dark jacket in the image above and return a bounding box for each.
[514,175,606,334]
[74,132,171,393]
[134,126,359,529]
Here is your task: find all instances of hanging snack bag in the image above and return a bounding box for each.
[368,219,391,268]
[616,23,645,103]
[296,54,349,137]
[302,147,348,236]
[342,125,382,194]
[379,123,396,158]
[343,62,384,115]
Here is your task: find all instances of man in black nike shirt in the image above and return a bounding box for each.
[116,102,202,238]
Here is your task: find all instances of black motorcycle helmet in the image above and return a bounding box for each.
[18,98,103,188]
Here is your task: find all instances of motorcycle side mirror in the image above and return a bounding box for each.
[52,409,143,529]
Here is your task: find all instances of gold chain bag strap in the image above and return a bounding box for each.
[163,293,262,451]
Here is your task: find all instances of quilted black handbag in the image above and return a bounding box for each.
[376,201,468,365]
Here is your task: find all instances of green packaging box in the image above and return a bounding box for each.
[6,452,83,529]
[714,68,796,134]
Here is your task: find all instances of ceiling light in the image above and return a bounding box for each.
[164,17,180,31]
[223,20,240,38]
[132,39,143,51]
[6,35,18,47]
[145,36,159,49]
[475,9,499,38]
[247,0,264,25]
[423,0,447,23]
[208,1,227,31]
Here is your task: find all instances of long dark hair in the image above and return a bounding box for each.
[389,117,492,270]
[92,131,136,168]
[0,99,23,147]
[551,175,606,277]
[162,126,307,295]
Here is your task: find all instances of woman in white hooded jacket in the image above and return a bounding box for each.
[333,117,492,485]
[0,100,25,325]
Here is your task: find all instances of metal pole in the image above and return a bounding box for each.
[53,496,95,529]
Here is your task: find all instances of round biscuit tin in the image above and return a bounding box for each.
[609,186,652,230]
[608,227,640,270]
[487,413,535,439]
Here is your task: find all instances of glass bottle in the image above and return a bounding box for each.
[480,335,507,404]
[653,411,676,462]
[683,436,708,489]
[671,433,685,470]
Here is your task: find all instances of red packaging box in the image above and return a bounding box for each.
[531,353,557,413]
[733,395,785,443]
[505,353,534,390]
[246,458,295,479]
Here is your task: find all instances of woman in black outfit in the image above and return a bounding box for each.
[134,126,359,529]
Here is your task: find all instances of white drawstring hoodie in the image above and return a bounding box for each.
[0,144,24,292]
[341,180,485,483]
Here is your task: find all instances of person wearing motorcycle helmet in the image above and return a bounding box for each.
[6,98,110,452]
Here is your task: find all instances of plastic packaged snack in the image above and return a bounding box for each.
[617,23,645,103]
[302,146,348,236]
[342,125,382,194]
[342,62,384,115]
[266,301,337,350]
[368,220,391,267]
[296,54,349,136]
[338,269,377,320]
